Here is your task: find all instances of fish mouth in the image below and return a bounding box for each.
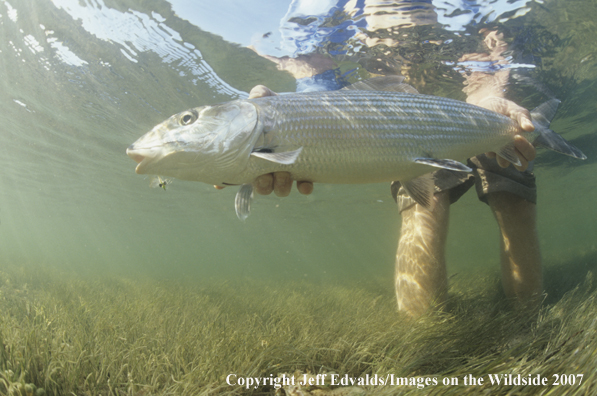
[126,147,144,164]
[126,145,152,174]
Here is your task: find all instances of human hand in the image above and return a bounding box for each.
[459,30,536,172]
[251,171,314,197]
[476,96,536,171]
[214,85,314,196]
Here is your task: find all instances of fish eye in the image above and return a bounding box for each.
[179,110,198,126]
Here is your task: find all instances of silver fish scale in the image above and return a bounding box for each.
[247,90,517,184]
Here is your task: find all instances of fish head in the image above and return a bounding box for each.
[126,100,259,184]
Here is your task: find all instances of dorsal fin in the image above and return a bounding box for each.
[342,76,419,94]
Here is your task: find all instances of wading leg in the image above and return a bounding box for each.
[487,191,542,309]
[395,191,450,316]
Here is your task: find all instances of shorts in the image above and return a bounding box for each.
[391,154,537,213]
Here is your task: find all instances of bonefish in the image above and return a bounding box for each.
[126,77,585,220]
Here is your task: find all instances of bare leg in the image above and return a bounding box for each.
[395,191,450,316]
[487,192,542,309]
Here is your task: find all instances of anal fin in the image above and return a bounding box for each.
[496,142,522,167]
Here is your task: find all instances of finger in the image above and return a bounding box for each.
[478,97,535,133]
[273,172,292,197]
[514,109,534,132]
[500,98,533,132]
[513,135,536,162]
[513,148,529,171]
[496,154,511,168]
[253,173,274,195]
[248,85,277,99]
[297,181,314,195]
[512,135,536,171]
[490,135,536,170]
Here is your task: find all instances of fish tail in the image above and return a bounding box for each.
[531,99,586,160]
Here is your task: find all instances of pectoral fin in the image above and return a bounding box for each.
[414,158,472,172]
[401,174,436,211]
[235,184,254,221]
[250,147,303,165]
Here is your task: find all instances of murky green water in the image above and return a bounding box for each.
[0,0,596,393]
[0,0,594,283]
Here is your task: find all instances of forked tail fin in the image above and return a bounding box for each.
[531,99,587,160]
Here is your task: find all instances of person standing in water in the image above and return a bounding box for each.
[224,0,544,316]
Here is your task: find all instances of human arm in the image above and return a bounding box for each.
[460,30,536,171]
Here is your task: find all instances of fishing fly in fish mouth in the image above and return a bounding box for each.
[126,76,585,220]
